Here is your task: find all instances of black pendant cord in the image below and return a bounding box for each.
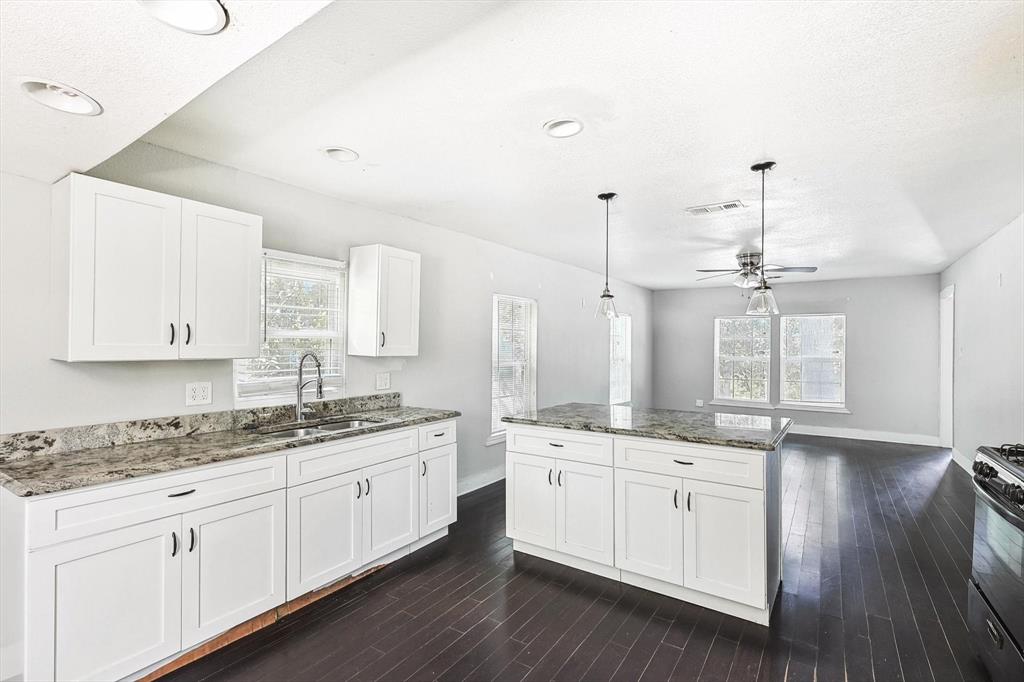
[760,168,766,287]
[604,197,610,290]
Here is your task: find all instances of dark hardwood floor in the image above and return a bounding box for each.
[164,435,989,681]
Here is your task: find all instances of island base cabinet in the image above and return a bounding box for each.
[614,469,684,584]
[25,516,183,682]
[362,454,419,564]
[683,479,766,609]
[419,443,458,536]
[506,452,557,548]
[287,471,364,600]
[555,460,614,565]
[182,490,286,648]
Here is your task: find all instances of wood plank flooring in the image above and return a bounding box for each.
[163,435,990,681]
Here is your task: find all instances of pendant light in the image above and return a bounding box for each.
[596,192,619,319]
[746,161,781,316]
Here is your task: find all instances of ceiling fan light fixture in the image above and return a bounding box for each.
[733,271,759,289]
[138,0,228,35]
[746,283,780,316]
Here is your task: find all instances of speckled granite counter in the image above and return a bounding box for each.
[0,406,460,497]
[502,403,791,451]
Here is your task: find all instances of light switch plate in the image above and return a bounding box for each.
[186,381,212,406]
[376,372,391,390]
[695,399,704,407]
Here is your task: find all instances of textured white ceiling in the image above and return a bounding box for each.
[0,0,330,183]
[145,1,1024,289]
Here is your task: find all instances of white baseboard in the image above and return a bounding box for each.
[458,469,505,496]
[952,448,973,473]
[788,424,940,447]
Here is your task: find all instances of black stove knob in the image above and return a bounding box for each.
[972,460,983,473]
[1007,485,1024,505]
[973,462,997,479]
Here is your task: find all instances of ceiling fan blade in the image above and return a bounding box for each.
[695,269,742,273]
[696,272,738,281]
[764,275,783,280]
[761,265,818,273]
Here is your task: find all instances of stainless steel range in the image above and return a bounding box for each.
[969,443,1024,682]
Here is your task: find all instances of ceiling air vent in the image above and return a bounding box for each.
[685,200,745,216]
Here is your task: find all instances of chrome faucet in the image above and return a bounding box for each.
[296,352,324,421]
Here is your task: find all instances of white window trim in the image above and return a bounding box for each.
[489,293,538,445]
[780,312,847,410]
[713,316,772,405]
[233,249,347,408]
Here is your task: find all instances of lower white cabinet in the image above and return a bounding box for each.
[506,452,614,566]
[181,491,286,647]
[683,479,766,608]
[614,468,684,584]
[363,454,419,563]
[419,443,458,536]
[26,517,183,682]
[287,470,364,600]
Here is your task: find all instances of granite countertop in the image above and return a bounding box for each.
[503,403,791,451]
[0,406,460,498]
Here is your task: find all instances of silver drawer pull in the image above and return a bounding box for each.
[549,442,564,448]
[673,459,694,466]
[168,489,196,498]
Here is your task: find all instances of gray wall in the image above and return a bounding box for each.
[652,275,941,441]
[0,143,654,493]
[940,214,1023,460]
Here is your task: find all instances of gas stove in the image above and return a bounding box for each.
[976,443,1024,487]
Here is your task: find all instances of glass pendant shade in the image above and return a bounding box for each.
[746,283,780,316]
[596,289,618,319]
[734,271,758,289]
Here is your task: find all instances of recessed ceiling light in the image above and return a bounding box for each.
[324,147,360,163]
[20,80,102,116]
[138,0,228,35]
[543,118,583,138]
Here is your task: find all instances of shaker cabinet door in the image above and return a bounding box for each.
[377,245,420,356]
[556,459,614,566]
[362,454,419,563]
[614,468,684,584]
[419,443,458,536]
[506,451,557,549]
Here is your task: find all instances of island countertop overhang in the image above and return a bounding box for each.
[502,402,791,451]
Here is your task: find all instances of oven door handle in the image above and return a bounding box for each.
[974,478,1024,531]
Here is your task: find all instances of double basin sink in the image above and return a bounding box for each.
[261,418,383,440]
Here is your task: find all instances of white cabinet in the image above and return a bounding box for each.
[347,244,420,356]
[50,173,262,361]
[25,517,182,682]
[614,468,684,584]
[179,200,262,359]
[287,471,364,600]
[419,442,457,536]
[362,454,419,563]
[556,460,614,565]
[181,491,286,647]
[683,479,766,608]
[506,452,557,548]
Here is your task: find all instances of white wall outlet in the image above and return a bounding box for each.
[695,399,704,408]
[375,372,391,391]
[185,381,212,406]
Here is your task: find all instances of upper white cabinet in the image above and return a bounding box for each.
[50,174,262,361]
[347,244,420,356]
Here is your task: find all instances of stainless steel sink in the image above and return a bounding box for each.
[265,427,325,439]
[317,420,377,432]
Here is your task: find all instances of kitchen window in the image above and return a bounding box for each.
[713,316,771,404]
[610,313,632,405]
[234,250,346,405]
[781,314,846,408]
[490,294,537,443]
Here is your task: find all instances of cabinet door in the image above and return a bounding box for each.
[506,451,556,549]
[179,199,263,359]
[420,443,458,536]
[556,460,614,565]
[25,517,182,682]
[181,490,286,647]
[614,469,683,584]
[362,454,419,563]
[377,245,420,356]
[287,471,363,600]
[66,174,181,360]
[683,479,766,608]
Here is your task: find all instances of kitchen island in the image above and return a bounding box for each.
[503,403,791,625]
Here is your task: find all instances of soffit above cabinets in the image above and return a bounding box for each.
[143,0,1023,289]
[0,0,331,183]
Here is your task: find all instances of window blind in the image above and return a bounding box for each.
[491,294,537,436]
[781,314,846,406]
[234,251,346,401]
[610,314,632,405]
[714,316,771,403]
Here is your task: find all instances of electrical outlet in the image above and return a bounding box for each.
[375,372,391,391]
[695,399,704,408]
[186,381,212,406]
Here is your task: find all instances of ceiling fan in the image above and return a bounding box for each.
[695,161,818,289]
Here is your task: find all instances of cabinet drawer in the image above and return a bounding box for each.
[507,426,613,467]
[614,437,764,490]
[26,455,286,549]
[288,428,418,486]
[419,420,456,451]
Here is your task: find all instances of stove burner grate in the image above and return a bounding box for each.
[998,443,1024,463]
